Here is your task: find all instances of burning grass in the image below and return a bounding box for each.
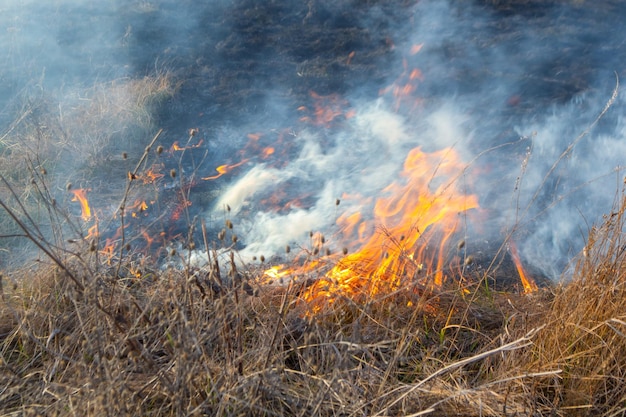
[1,168,626,416]
[0,74,624,416]
[0,71,176,269]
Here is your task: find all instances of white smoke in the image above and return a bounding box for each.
[210,0,626,281]
[212,99,477,263]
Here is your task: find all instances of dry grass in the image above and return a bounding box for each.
[501,186,626,416]
[0,71,176,269]
[2,171,626,415]
[0,251,550,416]
[1,77,626,416]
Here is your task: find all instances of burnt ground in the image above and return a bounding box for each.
[3,0,623,281]
[119,0,626,131]
[101,0,626,280]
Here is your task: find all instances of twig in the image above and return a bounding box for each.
[113,128,163,278]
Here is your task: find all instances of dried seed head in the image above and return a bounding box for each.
[231,234,238,243]
[40,168,47,176]
[457,240,466,250]
[189,242,196,250]
[313,247,319,256]
[66,183,72,191]
[122,152,128,160]
[218,229,226,240]
[89,241,97,252]
[170,169,177,178]
[226,204,231,212]
[189,128,198,137]
[342,247,348,255]
[259,255,265,263]
[464,255,474,266]
[156,145,164,155]
[325,248,331,256]
[125,243,131,252]
[335,198,340,206]
[285,245,291,254]
[225,219,233,229]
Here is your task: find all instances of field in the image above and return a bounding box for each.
[2,1,626,415]
[0,76,625,417]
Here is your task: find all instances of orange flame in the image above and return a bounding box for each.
[380,47,425,111]
[346,51,356,65]
[202,159,249,180]
[70,189,92,221]
[299,91,356,127]
[171,139,204,152]
[262,147,275,158]
[86,224,99,240]
[509,241,538,293]
[141,164,165,184]
[129,200,150,218]
[409,43,424,55]
[259,146,478,312]
[304,147,478,309]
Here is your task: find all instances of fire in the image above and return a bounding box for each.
[346,51,355,65]
[508,241,538,293]
[140,164,164,184]
[170,138,204,152]
[380,48,425,111]
[202,159,249,180]
[70,188,92,221]
[262,147,275,158]
[298,91,356,126]
[253,146,476,311]
[263,265,292,284]
[129,200,150,218]
[409,43,424,55]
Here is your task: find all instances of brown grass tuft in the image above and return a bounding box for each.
[501,186,626,416]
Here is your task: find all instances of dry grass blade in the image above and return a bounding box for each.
[376,326,542,415]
